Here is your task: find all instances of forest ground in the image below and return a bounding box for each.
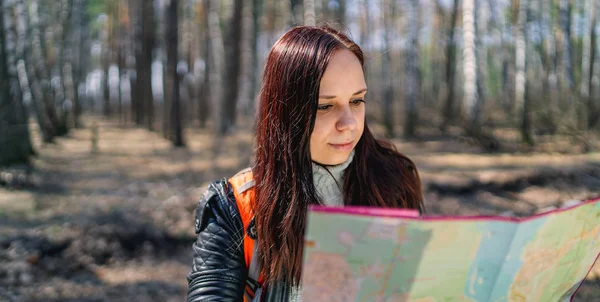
[0,116,599,301]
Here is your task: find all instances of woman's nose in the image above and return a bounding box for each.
[336,107,357,131]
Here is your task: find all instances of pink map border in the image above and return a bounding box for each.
[309,197,600,223]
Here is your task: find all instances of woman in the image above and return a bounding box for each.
[187,25,424,301]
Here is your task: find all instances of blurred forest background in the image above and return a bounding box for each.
[1,0,600,301]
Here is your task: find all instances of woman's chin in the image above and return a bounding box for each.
[314,153,352,166]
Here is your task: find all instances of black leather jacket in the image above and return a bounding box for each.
[186,178,293,301]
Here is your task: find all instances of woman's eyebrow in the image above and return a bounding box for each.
[318,88,368,99]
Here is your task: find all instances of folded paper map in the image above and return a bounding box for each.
[301,199,600,302]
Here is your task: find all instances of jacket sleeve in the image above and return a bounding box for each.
[187,179,247,302]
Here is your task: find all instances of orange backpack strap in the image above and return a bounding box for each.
[229,168,264,301]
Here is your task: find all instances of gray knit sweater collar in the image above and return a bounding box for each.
[311,150,355,207]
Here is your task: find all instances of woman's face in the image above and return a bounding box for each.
[310,48,367,165]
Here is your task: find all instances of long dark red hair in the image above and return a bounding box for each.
[253,26,423,286]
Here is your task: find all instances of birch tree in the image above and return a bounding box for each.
[515,0,533,144]
[21,0,55,142]
[462,0,478,124]
[460,0,501,151]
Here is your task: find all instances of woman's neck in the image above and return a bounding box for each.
[311,150,355,207]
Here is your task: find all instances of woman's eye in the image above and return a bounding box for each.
[350,99,365,106]
[317,104,333,111]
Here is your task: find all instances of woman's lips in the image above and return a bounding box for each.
[329,142,353,151]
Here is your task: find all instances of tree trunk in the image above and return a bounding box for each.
[102,6,112,118]
[334,0,346,26]
[381,0,394,138]
[58,0,74,133]
[460,0,501,151]
[516,0,533,145]
[587,1,597,130]
[590,0,600,129]
[580,0,597,129]
[219,0,243,134]
[536,0,559,134]
[32,0,61,135]
[462,0,478,125]
[22,0,55,142]
[27,0,57,141]
[131,0,141,124]
[198,0,210,128]
[166,0,184,146]
[72,0,86,128]
[441,0,459,131]
[404,0,419,138]
[290,0,302,26]
[160,2,169,139]
[0,0,34,166]
[304,0,315,26]
[207,0,224,132]
[559,0,574,106]
[320,0,330,21]
[115,1,124,125]
[15,0,51,143]
[314,0,322,21]
[473,0,486,124]
[139,0,154,129]
[247,0,263,116]
[429,2,444,108]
